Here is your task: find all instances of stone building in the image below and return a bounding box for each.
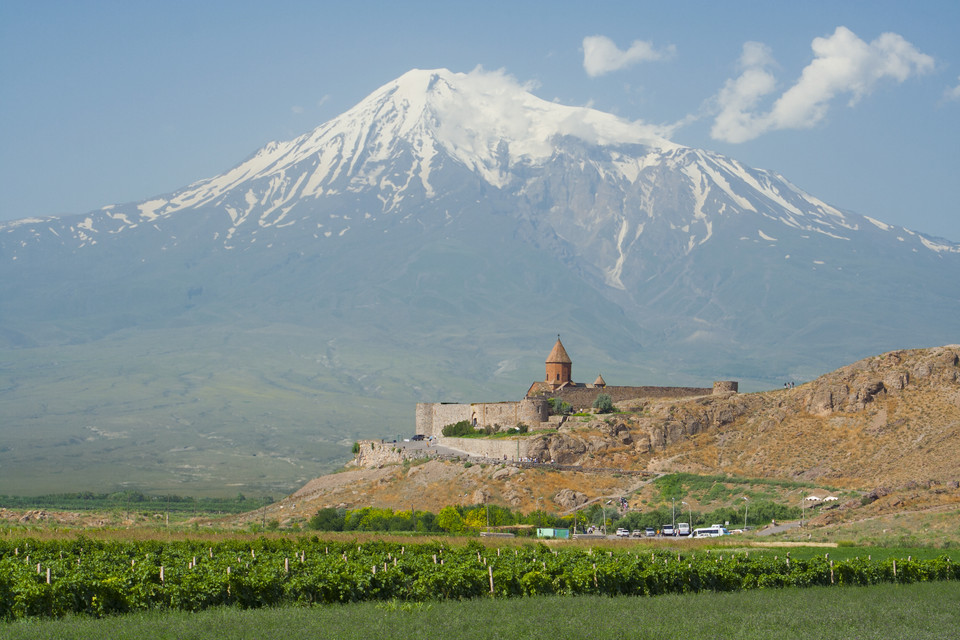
[415,337,738,437]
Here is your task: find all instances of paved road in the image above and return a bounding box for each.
[755,521,803,536]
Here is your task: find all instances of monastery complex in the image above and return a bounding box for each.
[416,337,738,438]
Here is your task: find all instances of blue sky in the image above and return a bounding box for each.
[2,0,959,240]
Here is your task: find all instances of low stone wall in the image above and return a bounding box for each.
[439,435,538,461]
[534,385,713,410]
[352,439,435,468]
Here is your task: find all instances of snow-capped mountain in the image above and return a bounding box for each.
[1,68,958,494]
[6,68,954,362]
[6,68,955,279]
[0,70,960,493]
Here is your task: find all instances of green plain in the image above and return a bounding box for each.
[4,581,957,640]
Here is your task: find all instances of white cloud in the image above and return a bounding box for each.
[291,105,305,114]
[944,76,960,102]
[711,42,779,145]
[582,35,674,77]
[711,27,934,143]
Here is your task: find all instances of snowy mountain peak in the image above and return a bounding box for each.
[3,67,957,267]
[88,68,684,223]
[357,67,679,158]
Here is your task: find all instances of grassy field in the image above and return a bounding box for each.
[3,580,957,640]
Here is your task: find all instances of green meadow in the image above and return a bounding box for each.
[4,581,957,640]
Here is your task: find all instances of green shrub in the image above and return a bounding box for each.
[592,394,614,413]
[308,507,345,531]
[442,420,476,437]
[547,398,572,415]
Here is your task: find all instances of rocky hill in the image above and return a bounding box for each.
[246,346,960,531]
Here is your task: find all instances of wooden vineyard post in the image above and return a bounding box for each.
[489,566,494,595]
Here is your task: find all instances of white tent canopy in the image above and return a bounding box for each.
[805,495,821,501]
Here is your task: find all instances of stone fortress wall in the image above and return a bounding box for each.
[537,381,739,410]
[416,398,550,438]
[538,385,707,411]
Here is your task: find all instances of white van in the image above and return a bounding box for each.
[677,522,690,536]
[692,526,728,538]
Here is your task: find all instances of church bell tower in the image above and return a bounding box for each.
[545,335,573,388]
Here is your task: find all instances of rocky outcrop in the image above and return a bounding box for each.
[802,346,960,415]
[554,489,589,509]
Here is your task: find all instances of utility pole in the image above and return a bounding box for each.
[742,496,749,530]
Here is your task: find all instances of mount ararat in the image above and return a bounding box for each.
[1,68,957,496]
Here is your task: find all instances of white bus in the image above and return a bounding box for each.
[692,526,728,538]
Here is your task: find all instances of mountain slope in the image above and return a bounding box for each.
[0,68,957,496]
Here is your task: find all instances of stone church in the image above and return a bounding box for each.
[415,337,737,438]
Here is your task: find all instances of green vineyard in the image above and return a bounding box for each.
[1,538,956,620]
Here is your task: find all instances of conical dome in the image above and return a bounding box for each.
[546,338,572,364]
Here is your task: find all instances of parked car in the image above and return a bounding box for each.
[645,527,656,537]
[616,528,630,537]
[661,524,674,536]
[631,529,644,537]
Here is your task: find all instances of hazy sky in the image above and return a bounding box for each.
[2,0,958,240]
